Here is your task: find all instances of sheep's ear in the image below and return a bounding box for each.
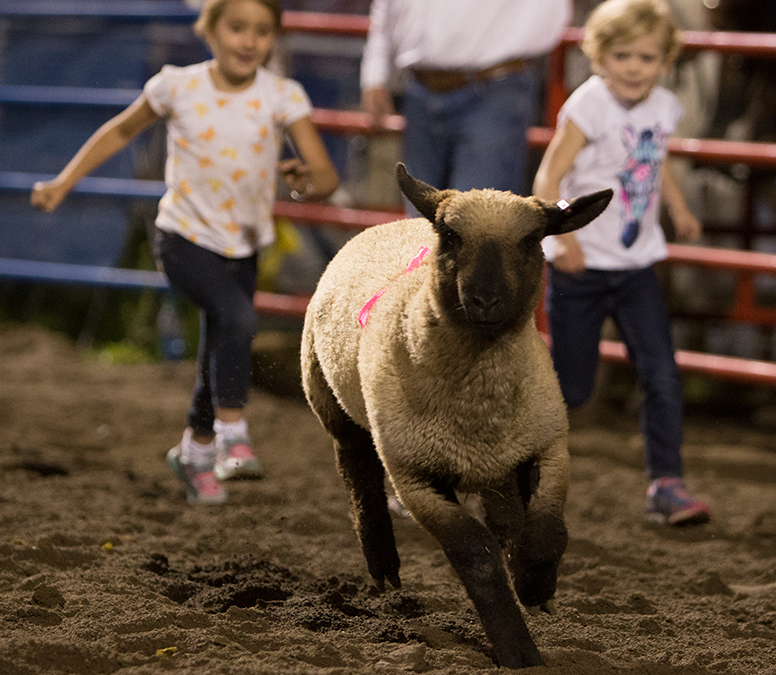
[541,189,614,237]
[395,163,453,223]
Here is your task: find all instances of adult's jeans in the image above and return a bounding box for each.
[156,230,258,436]
[546,265,684,479]
[403,67,538,198]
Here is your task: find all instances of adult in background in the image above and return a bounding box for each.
[360,0,572,197]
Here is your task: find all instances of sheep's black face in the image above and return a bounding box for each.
[435,212,545,338]
[459,240,513,329]
[395,163,613,338]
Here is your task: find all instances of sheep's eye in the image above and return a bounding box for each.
[439,223,462,251]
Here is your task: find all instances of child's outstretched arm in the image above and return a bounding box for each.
[661,161,702,243]
[31,95,160,213]
[279,116,339,202]
[533,120,588,273]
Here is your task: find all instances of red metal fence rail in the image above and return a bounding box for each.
[264,15,776,386]
[2,11,776,384]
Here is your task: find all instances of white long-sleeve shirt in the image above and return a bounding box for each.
[360,0,573,90]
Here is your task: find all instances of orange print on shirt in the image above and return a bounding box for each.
[175,137,190,150]
[186,77,200,91]
[207,179,224,193]
[247,100,261,111]
[252,143,264,155]
[220,197,236,211]
[231,169,247,182]
[220,147,238,160]
[198,156,214,169]
[199,127,216,142]
[170,86,178,98]
[259,126,269,139]
[194,103,208,117]
[180,180,193,196]
[225,221,241,234]
[217,98,229,108]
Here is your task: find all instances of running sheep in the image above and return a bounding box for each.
[301,164,612,669]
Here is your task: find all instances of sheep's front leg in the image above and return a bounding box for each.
[483,454,569,612]
[397,480,544,669]
[302,347,401,591]
[334,419,401,591]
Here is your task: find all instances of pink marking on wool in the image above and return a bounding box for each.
[358,287,388,328]
[404,246,431,273]
[358,246,431,328]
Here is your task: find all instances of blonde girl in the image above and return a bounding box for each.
[32,0,339,505]
[533,0,710,526]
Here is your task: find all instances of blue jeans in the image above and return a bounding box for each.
[403,68,538,198]
[156,230,258,436]
[546,265,684,480]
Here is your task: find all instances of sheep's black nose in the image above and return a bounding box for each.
[471,294,498,311]
[468,293,504,324]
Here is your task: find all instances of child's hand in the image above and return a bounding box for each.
[672,207,702,243]
[553,233,586,274]
[278,159,313,201]
[31,180,69,213]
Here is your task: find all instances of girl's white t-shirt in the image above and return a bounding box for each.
[144,61,312,258]
[542,75,683,270]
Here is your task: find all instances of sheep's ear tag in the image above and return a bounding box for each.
[543,188,613,237]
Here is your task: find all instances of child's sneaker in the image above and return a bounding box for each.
[645,477,710,526]
[167,432,227,505]
[214,434,263,481]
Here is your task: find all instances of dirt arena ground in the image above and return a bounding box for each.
[1,323,775,674]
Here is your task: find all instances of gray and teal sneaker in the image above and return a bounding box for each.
[214,434,263,480]
[167,434,227,505]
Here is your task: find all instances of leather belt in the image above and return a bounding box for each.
[411,57,530,93]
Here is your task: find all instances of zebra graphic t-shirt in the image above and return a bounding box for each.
[542,75,682,270]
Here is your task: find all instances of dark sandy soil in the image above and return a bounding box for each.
[1,323,775,674]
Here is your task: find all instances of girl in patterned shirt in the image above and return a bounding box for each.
[533,0,710,526]
[31,0,339,505]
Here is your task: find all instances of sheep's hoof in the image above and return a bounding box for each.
[525,599,556,616]
[372,573,401,593]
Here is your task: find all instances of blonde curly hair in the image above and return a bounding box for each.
[582,0,682,67]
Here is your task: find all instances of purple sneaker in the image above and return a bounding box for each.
[646,477,710,526]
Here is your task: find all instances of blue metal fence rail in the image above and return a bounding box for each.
[0,1,197,20]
